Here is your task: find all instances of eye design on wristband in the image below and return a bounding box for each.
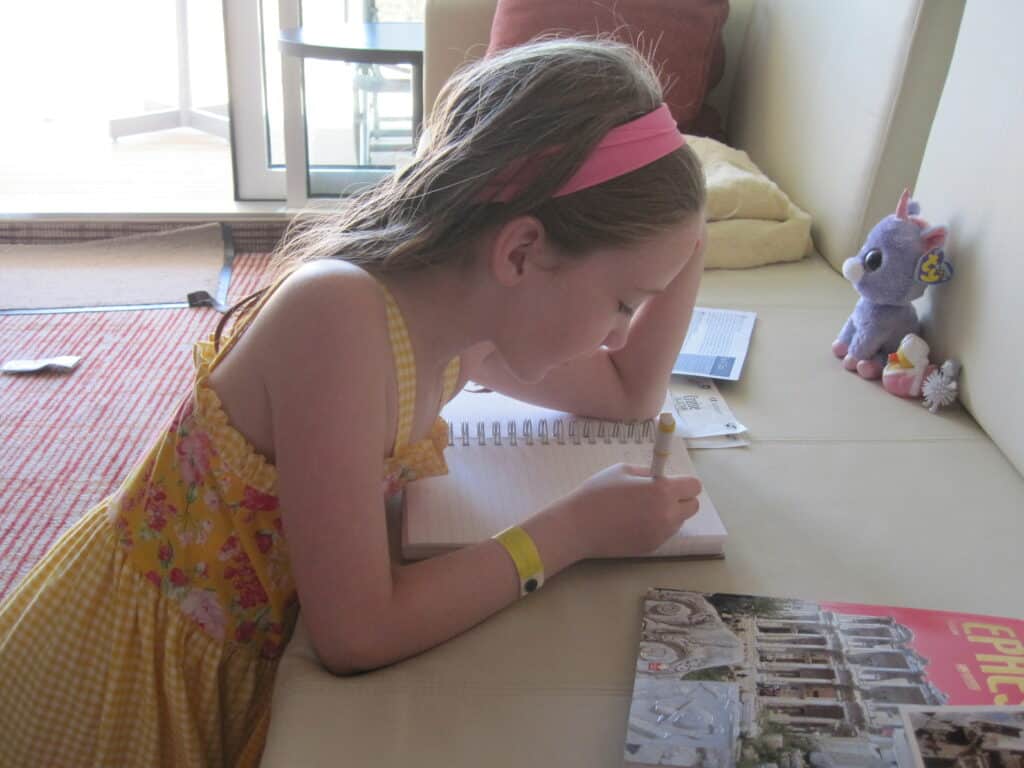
[493,526,545,597]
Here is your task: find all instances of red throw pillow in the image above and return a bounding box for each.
[486,0,729,137]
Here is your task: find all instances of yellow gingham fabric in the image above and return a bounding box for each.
[380,284,461,496]
[0,281,460,765]
[0,504,277,765]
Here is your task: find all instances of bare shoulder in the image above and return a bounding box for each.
[243,261,386,384]
[258,259,383,346]
[208,258,393,464]
[264,259,392,423]
[259,264,390,441]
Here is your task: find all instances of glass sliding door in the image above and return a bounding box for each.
[224,0,422,203]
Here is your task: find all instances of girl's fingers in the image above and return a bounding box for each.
[673,476,702,499]
[677,499,700,517]
[622,464,652,477]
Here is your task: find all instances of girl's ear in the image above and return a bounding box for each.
[490,216,548,287]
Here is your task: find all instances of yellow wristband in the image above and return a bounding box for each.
[493,525,545,597]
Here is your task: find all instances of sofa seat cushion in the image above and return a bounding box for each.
[261,256,1022,767]
[697,255,983,441]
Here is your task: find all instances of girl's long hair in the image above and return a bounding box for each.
[216,37,706,348]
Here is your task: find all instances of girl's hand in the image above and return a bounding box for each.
[559,463,702,559]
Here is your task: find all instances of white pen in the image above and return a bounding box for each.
[650,412,675,478]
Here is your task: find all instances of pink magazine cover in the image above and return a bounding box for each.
[624,589,1024,767]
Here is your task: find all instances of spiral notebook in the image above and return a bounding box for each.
[401,388,727,560]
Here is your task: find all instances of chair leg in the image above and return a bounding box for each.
[352,78,362,166]
[360,91,371,165]
[371,89,382,164]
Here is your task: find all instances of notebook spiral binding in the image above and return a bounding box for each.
[445,417,657,448]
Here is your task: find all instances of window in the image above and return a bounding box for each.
[224,0,423,202]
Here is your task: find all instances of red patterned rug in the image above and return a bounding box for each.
[0,253,273,600]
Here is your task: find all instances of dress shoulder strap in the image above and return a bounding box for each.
[440,356,461,404]
[194,286,277,381]
[379,284,417,452]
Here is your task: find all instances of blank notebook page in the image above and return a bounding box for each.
[402,388,726,559]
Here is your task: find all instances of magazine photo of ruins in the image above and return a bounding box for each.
[625,589,950,768]
[902,707,1024,768]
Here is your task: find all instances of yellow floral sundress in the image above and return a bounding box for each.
[0,283,460,766]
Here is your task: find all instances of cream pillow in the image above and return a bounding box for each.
[688,136,814,269]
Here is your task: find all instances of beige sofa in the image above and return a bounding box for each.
[262,1,1024,765]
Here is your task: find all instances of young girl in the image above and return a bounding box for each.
[0,38,707,766]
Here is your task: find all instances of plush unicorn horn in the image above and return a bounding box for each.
[895,188,911,219]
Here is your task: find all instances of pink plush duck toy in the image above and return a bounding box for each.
[881,334,936,398]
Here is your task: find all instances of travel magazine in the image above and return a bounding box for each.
[625,588,1024,767]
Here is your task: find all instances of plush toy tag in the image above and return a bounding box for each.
[916,249,954,284]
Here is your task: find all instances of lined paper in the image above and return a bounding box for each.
[402,389,727,559]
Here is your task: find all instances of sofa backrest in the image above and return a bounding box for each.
[423,0,494,106]
[421,0,1018,469]
[424,0,964,275]
[726,0,964,272]
[912,0,1024,475]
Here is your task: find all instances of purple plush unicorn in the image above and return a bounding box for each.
[832,189,952,379]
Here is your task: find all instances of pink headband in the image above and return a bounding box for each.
[479,103,686,203]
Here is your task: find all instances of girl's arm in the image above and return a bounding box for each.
[257,263,698,675]
[465,228,706,421]
[256,265,585,674]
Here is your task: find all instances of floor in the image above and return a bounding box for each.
[0,0,416,220]
[0,123,252,218]
[0,121,410,220]
[0,252,274,601]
